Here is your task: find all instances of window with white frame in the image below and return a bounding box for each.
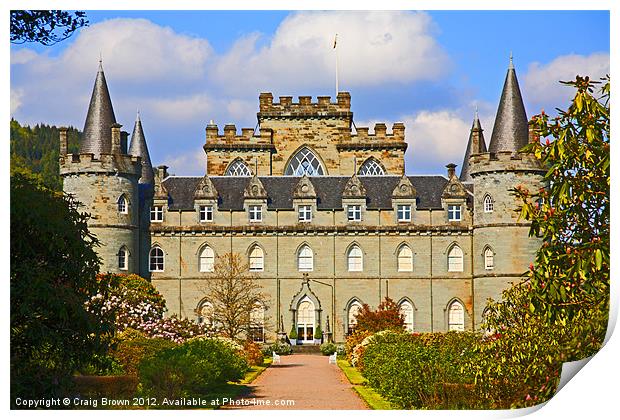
[347,300,362,334]
[298,245,313,271]
[150,205,163,222]
[298,205,312,222]
[249,246,264,271]
[448,301,465,331]
[448,245,464,272]
[118,195,128,214]
[483,195,494,213]
[200,246,215,272]
[118,246,128,271]
[400,301,414,331]
[249,302,265,342]
[484,247,494,270]
[225,159,252,176]
[285,147,325,176]
[397,245,413,272]
[448,204,462,221]
[199,205,214,222]
[347,205,362,222]
[249,205,262,222]
[397,204,412,222]
[149,246,164,272]
[358,158,385,176]
[347,245,363,272]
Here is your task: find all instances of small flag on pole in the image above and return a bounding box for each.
[333,34,338,49]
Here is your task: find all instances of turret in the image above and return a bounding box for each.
[460,109,487,182]
[60,62,141,274]
[128,111,155,185]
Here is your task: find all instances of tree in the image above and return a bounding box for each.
[11,10,88,45]
[354,297,405,333]
[470,76,610,408]
[10,171,109,403]
[200,253,268,341]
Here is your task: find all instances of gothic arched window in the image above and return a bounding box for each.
[484,246,494,270]
[399,300,414,331]
[285,147,325,176]
[448,245,463,272]
[347,245,363,272]
[225,159,252,176]
[118,246,128,271]
[347,300,363,335]
[149,246,164,272]
[249,301,265,342]
[298,245,313,272]
[199,245,215,272]
[397,245,413,272]
[358,158,385,176]
[249,246,264,271]
[448,300,465,331]
[118,195,128,214]
[483,194,494,213]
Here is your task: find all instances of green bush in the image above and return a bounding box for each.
[111,328,177,375]
[360,332,481,409]
[138,337,248,400]
[288,326,298,340]
[314,325,322,340]
[320,342,337,356]
[262,341,292,356]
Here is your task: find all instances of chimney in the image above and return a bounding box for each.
[156,165,169,180]
[446,163,457,179]
[111,123,122,154]
[59,127,68,156]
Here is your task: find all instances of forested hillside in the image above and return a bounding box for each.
[10,119,81,190]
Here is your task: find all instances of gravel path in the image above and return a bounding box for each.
[223,353,368,410]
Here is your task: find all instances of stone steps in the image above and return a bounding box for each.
[291,344,322,354]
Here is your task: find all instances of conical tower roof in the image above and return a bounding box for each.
[80,61,117,155]
[488,56,529,154]
[460,110,487,181]
[128,111,154,184]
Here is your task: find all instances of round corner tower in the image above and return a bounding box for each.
[468,59,546,329]
[59,63,147,274]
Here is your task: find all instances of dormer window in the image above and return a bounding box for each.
[150,205,163,222]
[347,205,362,222]
[199,205,214,222]
[298,205,312,222]
[448,204,462,221]
[397,204,412,222]
[249,205,262,222]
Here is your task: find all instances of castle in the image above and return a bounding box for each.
[59,58,545,343]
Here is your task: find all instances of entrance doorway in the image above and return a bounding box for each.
[297,297,315,344]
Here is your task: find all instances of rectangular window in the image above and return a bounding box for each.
[448,205,462,221]
[298,205,312,222]
[397,204,412,222]
[249,205,262,222]
[150,206,163,222]
[199,205,214,222]
[347,205,362,222]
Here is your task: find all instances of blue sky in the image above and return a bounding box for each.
[10,10,610,175]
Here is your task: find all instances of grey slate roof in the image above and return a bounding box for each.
[80,62,117,156]
[460,115,487,181]
[488,64,529,154]
[162,176,456,211]
[128,114,154,184]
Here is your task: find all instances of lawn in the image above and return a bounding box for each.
[337,359,393,410]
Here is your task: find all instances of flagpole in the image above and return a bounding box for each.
[334,34,339,97]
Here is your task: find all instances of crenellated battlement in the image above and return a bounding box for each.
[204,123,275,151]
[351,122,405,142]
[469,151,545,177]
[59,152,142,177]
[258,92,352,118]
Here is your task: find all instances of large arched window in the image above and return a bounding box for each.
[118,194,128,214]
[118,246,129,271]
[198,300,215,328]
[298,245,313,272]
[483,194,494,213]
[149,246,164,272]
[249,246,264,271]
[397,245,413,272]
[285,147,325,176]
[448,245,463,272]
[358,158,385,176]
[225,159,252,176]
[347,300,363,335]
[347,245,363,272]
[448,300,465,331]
[249,302,265,342]
[484,246,494,270]
[199,245,215,272]
[399,300,414,331]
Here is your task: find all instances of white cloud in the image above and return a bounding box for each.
[214,11,449,93]
[162,148,207,176]
[10,89,24,115]
[523,53,610,109]
[146,94,213,123]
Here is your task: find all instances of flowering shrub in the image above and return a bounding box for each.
[139,338,248,400]
[354,297,405,333]
[320,342,337,356]
[110,329,177,375]
[262,342,292,356]
[344,330,372,365]
[242,341,264,366]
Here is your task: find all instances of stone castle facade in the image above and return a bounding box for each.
[60,59,545,343]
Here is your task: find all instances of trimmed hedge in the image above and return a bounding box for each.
[359,331,481,409]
